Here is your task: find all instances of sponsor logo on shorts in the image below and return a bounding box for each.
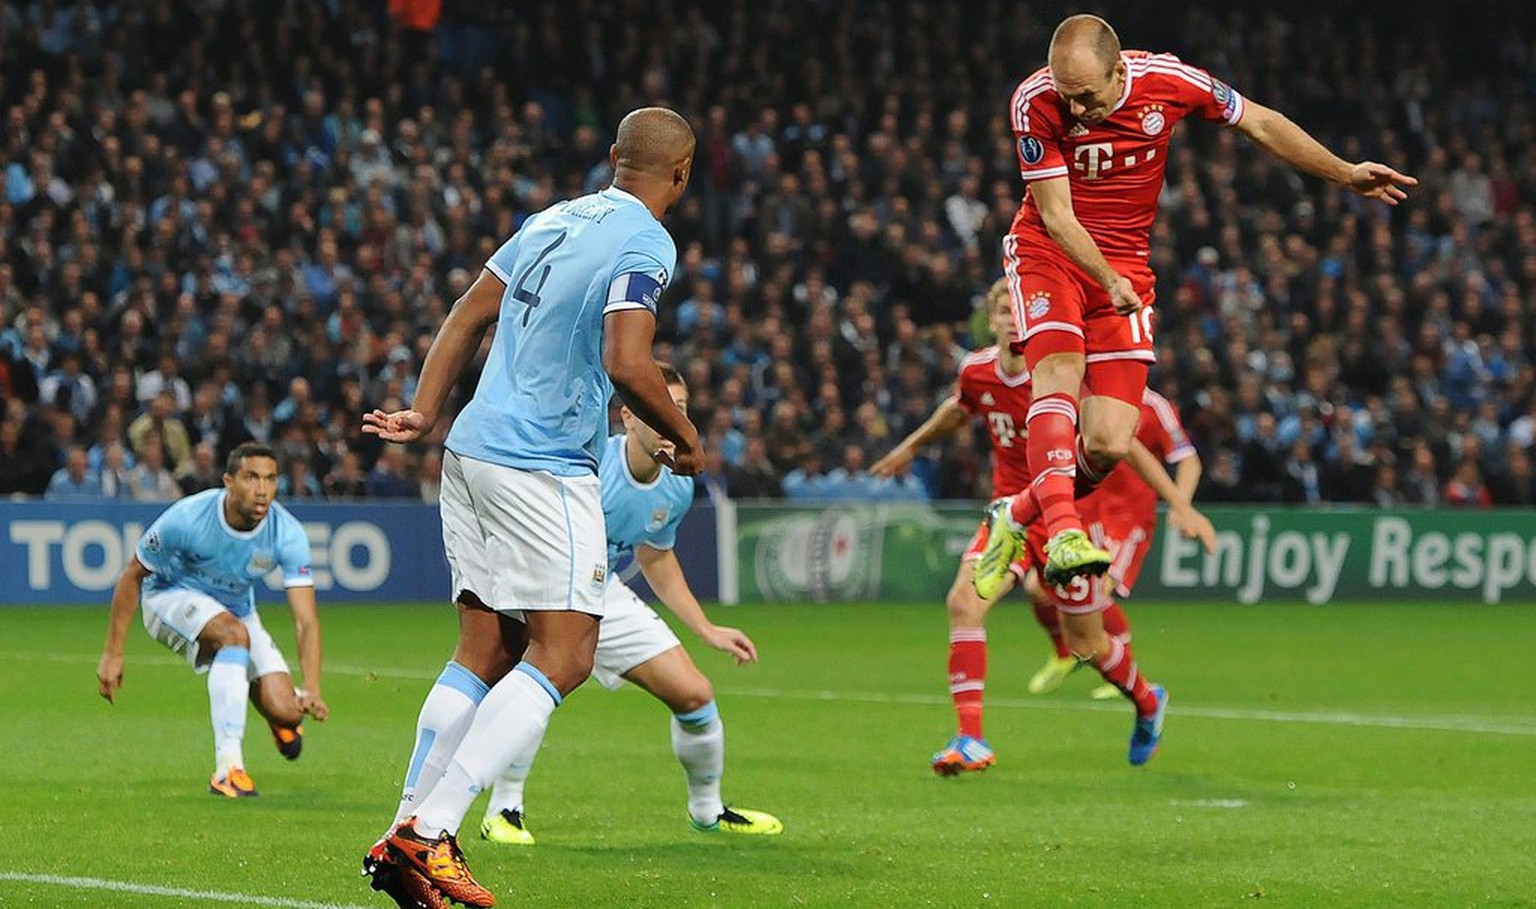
[591,564,606,589]
[1026,290,1051,321]
[1018,136,1045,166]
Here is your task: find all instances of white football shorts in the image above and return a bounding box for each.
[590,580,684,690]
[141,589,290,680]
[439,449,607,618]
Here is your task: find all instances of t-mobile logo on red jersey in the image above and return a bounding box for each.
[1074,143,1115,179]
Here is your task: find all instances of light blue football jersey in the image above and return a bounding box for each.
[446,186,677,477]
[135,489,313,617]
[601,433,696,574]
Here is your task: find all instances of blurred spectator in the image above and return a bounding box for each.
[726,438,784,499]
[366,445,418,498]
[45,446,101,500]
[324,452,369,499]
[418,451,443,504]
[127,439,180,502]
[179,443,223,496]
[100,443,133,499]
[1443,460,1493,509]
[280,456,324,500]
[128,393,193,471]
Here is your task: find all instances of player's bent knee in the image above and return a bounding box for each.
[946,579,990,624]
[1083,426,1132,465]
[202,616,251,651]
[668,676,715,715]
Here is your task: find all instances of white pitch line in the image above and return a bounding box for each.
[8,651,1535,737]
[0,872,377,909]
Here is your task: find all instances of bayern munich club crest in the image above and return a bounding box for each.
[1026,290,1051,321]
[1141,104,1166,136]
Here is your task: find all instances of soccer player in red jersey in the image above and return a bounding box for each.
[873,282,1212,772]
[975,14,1415,594]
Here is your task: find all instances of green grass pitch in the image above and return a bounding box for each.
[2,601,1533,908]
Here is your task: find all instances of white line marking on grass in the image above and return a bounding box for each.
[9,651,1535,737]
[712,685,1536,738]
[0,872,377,909]
[1171,799,1248,809]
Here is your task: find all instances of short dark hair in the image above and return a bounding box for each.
[225,442,278,476]
[656,361,687,392]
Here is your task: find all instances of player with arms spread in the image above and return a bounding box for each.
[872,282,1213,771]
[96,442,329,798]
[976,14,1415,595]
[358,108,704,909]
[479,363,781,846]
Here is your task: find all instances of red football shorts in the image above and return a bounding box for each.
[1081,500,1156,599]
[1022,519,1112,615]
[1003,244,1156,406]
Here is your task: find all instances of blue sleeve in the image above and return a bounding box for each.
[135,508,182,574]
[604,227,676,316]
[484,223,528,285]
[276,513,314,588]
[644,487,693,552]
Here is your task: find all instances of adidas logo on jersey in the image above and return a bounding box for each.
[980,393,996,405]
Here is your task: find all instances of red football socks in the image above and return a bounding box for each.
[1091,635,1158,717]
[1101,602,1131,644]
[1030,600,1070,659]
[948,627,988,738]
[1025,393,1084,536]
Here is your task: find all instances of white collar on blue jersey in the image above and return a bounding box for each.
[617,433,665,491]
[602,184,650,213]
[216,489,266,539]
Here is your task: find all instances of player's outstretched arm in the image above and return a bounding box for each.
[869,397,970,478]
[637,545,757,665]
[98,557,152,703]
[1126,440,1216,554]
[363,268,505,442]
[1029,177,1143,314]
[604,309,704,475]
[1234,101,1417,205]
[1174,454,1202,503]
[285,586,329,721]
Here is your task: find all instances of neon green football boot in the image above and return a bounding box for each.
[972,499,1024,601]
[1028,655,1079,695]
[1041,529,1112,586]
[480,808,535,846]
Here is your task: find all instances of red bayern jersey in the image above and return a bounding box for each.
[1085,388,1198,522]
[953,347,1034,496]
[1008,51,1246,262]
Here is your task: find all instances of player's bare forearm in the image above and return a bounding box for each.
[1175,456,1202,502]
[874,398,968,475]
[411,269,506,426]
[637,546,711,638]
[1029,177,1121,289]
[286,586,324,700]
[1126,440,1189,509]
[103,559,149,656]
[1235,102,1352,185]
[604,310,699,451]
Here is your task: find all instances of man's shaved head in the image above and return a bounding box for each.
[614,107,696,176]
[1049,14,1121,77]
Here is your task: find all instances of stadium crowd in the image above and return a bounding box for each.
[2,0,1534,508]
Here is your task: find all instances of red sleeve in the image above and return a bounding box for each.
[1140,392,1197,464]
[954,369,980,415]
[1010,72,1070,183]
[1153,54,1246,127]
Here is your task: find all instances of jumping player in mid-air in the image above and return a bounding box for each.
[96,442,330,798]
[976,13,1415,593]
